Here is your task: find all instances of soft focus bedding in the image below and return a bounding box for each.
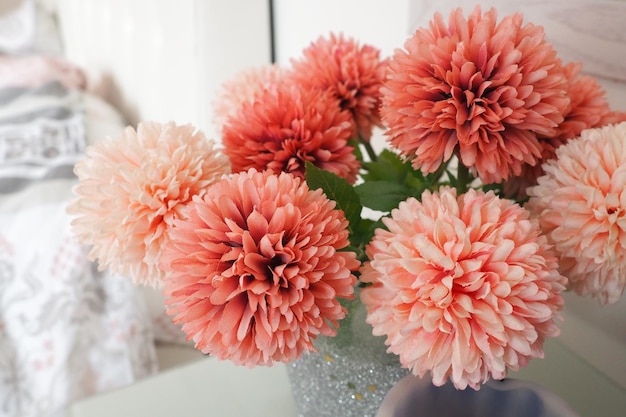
[0,68,159,417]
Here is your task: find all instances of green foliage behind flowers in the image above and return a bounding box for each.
[305,146,463,264]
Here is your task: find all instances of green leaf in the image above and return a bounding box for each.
[354,181,416,212]
[361,149,413,182]
[304,162,362,231]
[404,172,426,190]
[445,168,458,189]
[355,218,386,249]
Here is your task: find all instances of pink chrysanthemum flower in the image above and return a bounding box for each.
[212,64,287,130]
[290,33,388,141]
[527,122,626,304]
[68,121,230,287]
[381,7,569,184]
[553,63,613,141]
[160,169,360,366]
[222,84,359,183]
[504,62,613,199]
[360,187,565,390]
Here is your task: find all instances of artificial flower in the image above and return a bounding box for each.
[527,122,626,304]
[160,169,360,366]
[222,83,359,183]
[504,62,613,199]
[290,33,387,141]
[68,121,230,287]
[381,6,570,184]
[212,64,287,131]
[360,187,565,390]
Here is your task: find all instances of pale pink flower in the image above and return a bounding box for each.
[290,33,387,141]
[222,84,359,183]
[504,62,613,200]
[68,121,230,287]
[212,64,287,130]
[360,187,565,390]
[160,169,360,366]
[527,122,626,304]
[381,7,569,184]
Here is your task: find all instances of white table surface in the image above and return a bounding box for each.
[68,357,297,417]
[67,308,626,417]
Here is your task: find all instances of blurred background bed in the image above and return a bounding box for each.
[0,1,274,416]
[1,1,199,417]
[1,1,625,417]
[0,2,162,417]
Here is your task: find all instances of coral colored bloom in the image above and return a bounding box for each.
[212,64,287,131]
[360,187,565,389]
[600,110,626,126]
[381,7,569,183]
[553,63,613,141]
[68,121,230,287]
[527,122,626,304]
[290,33,387,140]
[222,84,359,183]
[504,62,613,200]
[160,169,359,366]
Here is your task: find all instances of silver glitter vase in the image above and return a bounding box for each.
[286,295,408,417]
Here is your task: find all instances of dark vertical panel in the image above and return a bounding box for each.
[268,0,276,63]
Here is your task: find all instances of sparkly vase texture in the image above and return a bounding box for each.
[286,294,408,417]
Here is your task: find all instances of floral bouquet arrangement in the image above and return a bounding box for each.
[67,6,626,392]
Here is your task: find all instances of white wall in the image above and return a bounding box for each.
[56,0,272,139]
[273,0,412,64]
[51,0,626,139]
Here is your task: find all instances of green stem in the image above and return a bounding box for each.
[360,137,378,162]
[456,162,471,194]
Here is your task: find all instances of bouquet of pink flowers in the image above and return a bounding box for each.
[67,6,626,391]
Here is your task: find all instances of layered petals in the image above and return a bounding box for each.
[527,122,626,304]
[212,64,287,131]
[160,169,359,366]
[222,84,359,183]
[67,121,230,287]
[290,33,388,140]
[381,7,569,183]
[360,187,565,389]
[504,62,614,199]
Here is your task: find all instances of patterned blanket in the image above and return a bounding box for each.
[0,82,85,193]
